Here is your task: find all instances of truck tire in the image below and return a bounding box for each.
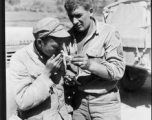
[120,67,148,92]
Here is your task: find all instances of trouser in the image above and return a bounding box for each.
[72,87,121,120]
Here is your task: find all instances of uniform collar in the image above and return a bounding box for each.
[85,17,99,41]
[93,17,100,35]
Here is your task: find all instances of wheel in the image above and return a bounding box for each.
[120,67,148,92]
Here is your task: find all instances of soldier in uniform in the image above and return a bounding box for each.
[64,0,125,120]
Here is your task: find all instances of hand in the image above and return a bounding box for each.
[71,54,91,70]
[44,54,63,75]
[64,70,76,86]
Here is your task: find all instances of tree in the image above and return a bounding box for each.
[6,0,20,5]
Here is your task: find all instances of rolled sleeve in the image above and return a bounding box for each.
[103,29,125,80]
[10,55,52,111]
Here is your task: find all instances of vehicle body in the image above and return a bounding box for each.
[6,27,34,67]
[102,0,151,91]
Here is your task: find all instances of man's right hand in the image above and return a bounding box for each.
[44,54,63,76]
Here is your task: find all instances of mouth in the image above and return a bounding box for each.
[75,24,82,29]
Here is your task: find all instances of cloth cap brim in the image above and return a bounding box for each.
[48,25,70,38]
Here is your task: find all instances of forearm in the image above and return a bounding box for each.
[11,72,54,111]
[88,61,111,80]
[87,60,125,81]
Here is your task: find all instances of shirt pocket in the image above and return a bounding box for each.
[86,49,105,63]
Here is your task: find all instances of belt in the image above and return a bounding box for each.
[76,86,118,96]
[88,87,118,96]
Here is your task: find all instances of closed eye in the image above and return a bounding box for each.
[75,14,82,18]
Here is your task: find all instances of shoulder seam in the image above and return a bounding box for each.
[101,22,116,30]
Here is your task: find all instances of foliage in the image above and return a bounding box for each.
[5,0,106,15]
[5,0,66,13]
[6,0,20,5]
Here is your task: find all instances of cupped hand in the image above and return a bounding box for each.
[44,54,63,74]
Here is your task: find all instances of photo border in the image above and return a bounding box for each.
[0,0,6,120]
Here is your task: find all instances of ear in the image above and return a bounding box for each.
[36,38,43,47]
[89,8,94,17]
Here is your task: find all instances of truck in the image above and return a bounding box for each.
[102,0,151,91]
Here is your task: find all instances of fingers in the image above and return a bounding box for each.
[49,54,55,60]
[48,54,63,63]
[71,55,86,62]
[64,76,72,81]
[55,56,63,68]
[46,54,63,72]
[71,62,81,66]
[64,79,75,86]
[54,53,62,61]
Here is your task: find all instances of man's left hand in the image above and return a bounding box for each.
[71,54,91,70]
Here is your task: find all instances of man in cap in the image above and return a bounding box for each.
[64,0,125,120]
[9,17,72,120]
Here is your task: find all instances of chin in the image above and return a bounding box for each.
[76,28,85,32]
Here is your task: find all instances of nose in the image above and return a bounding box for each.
[73,17,79,24]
